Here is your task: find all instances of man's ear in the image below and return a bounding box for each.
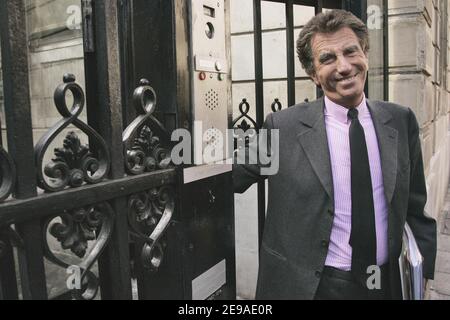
[310,72,320,87]
[364,50,370,66]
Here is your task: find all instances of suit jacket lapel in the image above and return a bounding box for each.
[296,98,334,202]
[367,100,398,204]
[295,98,398,205]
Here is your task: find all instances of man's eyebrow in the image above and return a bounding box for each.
[318,52,335,62]
[343,45,360,53]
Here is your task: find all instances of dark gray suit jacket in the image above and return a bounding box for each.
[233,98,437,300]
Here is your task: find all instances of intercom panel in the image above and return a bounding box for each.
[190,0,230,164]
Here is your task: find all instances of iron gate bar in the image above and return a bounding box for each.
[0,142,15,203]
[253,0,263,129]
[0,0,47,299]
[233,76,312,84]
[231,27,288,37]
[0,169,176,230]
[0,116,17,300]
[315,1,323,98]
[253,0,266,248]
[118,0,136,127]
[316,0,323,14]
[286,0,296,107]
[0,228,18,299]
[82,0,132,299]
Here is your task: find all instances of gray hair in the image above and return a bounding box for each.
[296,9,370,76]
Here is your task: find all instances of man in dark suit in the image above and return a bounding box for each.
[233,9,437,300]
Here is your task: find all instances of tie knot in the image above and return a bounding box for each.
[348,108,359,120]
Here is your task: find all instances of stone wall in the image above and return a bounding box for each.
[1,1,87,157]
[27,37,87,150]
[388,0,450,222]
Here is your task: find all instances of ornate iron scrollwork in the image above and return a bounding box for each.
[232,99,258,151]
[232,98,257,132]
[128,186,175,272]
[0,144,15,202]
[123,79,172,175]
[271,98,282,113]
[34,74,110,192]
[43,202,114,300]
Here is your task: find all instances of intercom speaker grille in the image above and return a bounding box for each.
[205,89,219,111]
[205,127,221,147]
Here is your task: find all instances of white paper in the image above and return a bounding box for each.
[192,259,226,300]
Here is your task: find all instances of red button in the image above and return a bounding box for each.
[199,72,206,80]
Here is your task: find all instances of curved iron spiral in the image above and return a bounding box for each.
[34,74,110,192]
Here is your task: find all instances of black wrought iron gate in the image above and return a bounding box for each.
[0,0,235,300]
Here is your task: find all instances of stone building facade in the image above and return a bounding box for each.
[1,0,87,158]
[389,0,449,231]
[388,0,450,299]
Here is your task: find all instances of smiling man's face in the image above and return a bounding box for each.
[310,27,368,108]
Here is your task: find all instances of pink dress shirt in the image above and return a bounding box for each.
[323,95,389,270]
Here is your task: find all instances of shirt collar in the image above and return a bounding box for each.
[324,94,368,124]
